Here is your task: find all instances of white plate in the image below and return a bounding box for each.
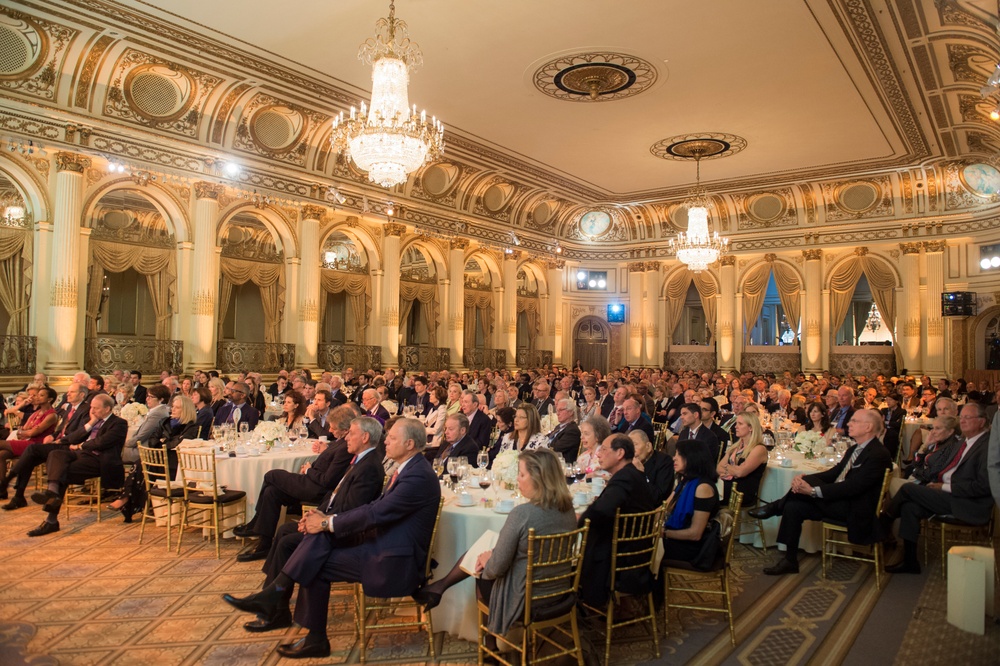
[493,506,513,515]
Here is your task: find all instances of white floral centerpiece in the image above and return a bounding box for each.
[794,430,825,459]
[492,450,519,489]
[253,421,287,450]
[119,402,148,428]
[539,413,556,435]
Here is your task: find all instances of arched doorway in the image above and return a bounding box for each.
[573,316,609,373]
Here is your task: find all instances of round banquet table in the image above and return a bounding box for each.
[743,450,838,553]
[900,417,930,460]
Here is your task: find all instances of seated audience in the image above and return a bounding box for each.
[435,413,479,463]
[277,390,307,431]
[497,405,548,454]
[0,386,58,477]
[214,381,260,430]
[121,384,171,465]
[717,410,768,506]
[663,439,721,564]
[630,429,673,503]
[548,398,582,464]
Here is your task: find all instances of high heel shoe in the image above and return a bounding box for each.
[411,587,442,611]
[107,499,126,511]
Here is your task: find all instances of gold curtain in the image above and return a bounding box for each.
[88,240,177,340]
[319,269,371,343]
[0,228,32,336]
[694,272,718,339]
[85,263,104,339]
[741,263,772,344]
[399,280,438,344]
[464,289,495,350]
[829,257,865,342]
[516,296,541,351]
[829,255,900,365]
[772,261,802,335]
[663,270,693,345]
[220,257,286,344]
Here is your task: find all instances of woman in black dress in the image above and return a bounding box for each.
[662,439,720,564]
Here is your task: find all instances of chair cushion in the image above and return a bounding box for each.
[150,487,184,498]
[187,489,246,504]
[663,555,725,573]
[528,594,576,623]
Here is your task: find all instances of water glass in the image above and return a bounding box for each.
[477,450,489,470]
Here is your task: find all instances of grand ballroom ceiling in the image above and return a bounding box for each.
[2,0,1000,259]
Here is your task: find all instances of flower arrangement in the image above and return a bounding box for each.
[794,430,825,459]
[539,413,556,435]
[119,402,148,428]
[491,450,519,488]
[254,421,287,449]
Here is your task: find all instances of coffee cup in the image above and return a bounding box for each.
[781,457,793,468]
[498,498,515,513]
[458,491,474,506]
[469,476,480,487]
[573,491,589,506]
[319,436,328,443]
[591,477,606,492]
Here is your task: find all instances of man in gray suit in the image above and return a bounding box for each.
[989,409,1000,512]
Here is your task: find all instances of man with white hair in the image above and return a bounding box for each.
[548,398,581,464]
[328,376,348,406]
[459,391,491,451]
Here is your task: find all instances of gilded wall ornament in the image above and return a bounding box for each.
[802,249,822,261]
[301,205,325,221]
[55,152,90,173]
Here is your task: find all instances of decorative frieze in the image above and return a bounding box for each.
[923,240,947,253]
[899,242,921,255]
[719,255,737,267]
[449,238,470,250]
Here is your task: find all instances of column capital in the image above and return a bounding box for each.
[384,222,407,237]
[301,204,326,221]
[193,182,225,200]
[923,240,947,253]
[627,261,646,273]
[854,246,869,256]
[719,255,737,267]
[899,241,922,255]
[763,253,777,263]
[504,250,522,262]
[542,258,565,270]
[449,238,470,250]
[644,260,662,272]
[802,249,823,261]
[55,152,91,173]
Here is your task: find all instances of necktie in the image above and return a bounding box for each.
[549,425,563,442]
[61,405,75,436]
[386,470,399,491]
[326,456,358,510]
[835,445,862,483]
[936,440,968,482]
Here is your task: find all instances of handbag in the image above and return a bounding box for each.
[689,518,723,571]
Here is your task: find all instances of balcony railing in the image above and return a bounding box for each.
[399,345,450,372]
[0,335,36,375]
[217,342,296,373]
[464,348,506,370]
[85,336,182,375]
[318,344,383,372]
[515,349,553,369]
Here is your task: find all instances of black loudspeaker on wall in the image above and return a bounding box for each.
[941,291,976,317]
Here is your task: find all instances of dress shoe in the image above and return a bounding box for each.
[762,558,799,575]
[243,606,293,632]
[221,587,282,618]
[276,634,331,659]
[43,497,63,515]
[748,501,780,520]
[236,543,269,562]
[885,561,921,575]
[27,520,60,537]
[411,587,442,611]
[2,495,27,510]
[0,483,8,500]
[31,489,59,506]
[232,522,256,538]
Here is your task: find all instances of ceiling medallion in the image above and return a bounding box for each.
[533,52,657,102]
[650,132,747,161]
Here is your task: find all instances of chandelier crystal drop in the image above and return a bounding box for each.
[331,1,444,188]
[668,154,729,272]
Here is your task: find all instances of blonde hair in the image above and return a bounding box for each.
[735,410,765,457]
[519,448,573,512]
[172,395,197,424]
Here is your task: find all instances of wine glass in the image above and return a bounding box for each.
[239,422,249,436]
[477,450,489,470]
[447,457,459,489]
[432,458,445,480]
[288,425,298,444]
[478,469,493,493]
[456,463,469,490]
[297,425,309,445]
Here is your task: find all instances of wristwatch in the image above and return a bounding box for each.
[320,517,330,532]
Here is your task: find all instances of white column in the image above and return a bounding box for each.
[802,249,823,373]
[174,241,194,343]
[381,223,404,367]
[284,256,300,360]
[186,182,223,371]
[643,263,660,367]
[298,206,323,368]
[447,239,467,369]
[502,253,518,370]
[626,262,644,366]
[924,240,947,378]
[32,220,54,369]
[546,260,565,364]
[899,242,922,375]
[718,256,737,371]
[45,153,90,373]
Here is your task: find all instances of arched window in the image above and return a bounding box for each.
[399,246,437,346]
[672,283,708,345]
[834,274,891,345]
[320,231,369,344]
[463,258,493,350]
[748,273,797,345]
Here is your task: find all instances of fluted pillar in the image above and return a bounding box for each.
[447,239,467,370]
[718,256,737,371]
[546,260,565,365]
[174,241,194,342]
[802,249,823,373]
[284,256,300,355]
[643,262,660,367]
[186,182,223,371]
[45,153,90,373]
[626,262,644,366]
[381,223,405,367]
[502,253,518,370]
[898,242,922,375]
[298,206,323,367]
[923,240,946,377]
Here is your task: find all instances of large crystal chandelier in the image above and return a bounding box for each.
[668,143,728,272]
[331,1,444,188]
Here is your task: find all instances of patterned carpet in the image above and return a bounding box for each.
[0,500,996,665]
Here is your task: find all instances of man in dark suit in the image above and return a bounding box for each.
[359,388,390,425]
[750,409,892,574]
[305,391,336,439]
[2,383,91,507]
[214,382,260,430]
[883,403,994,574]
[829,386,856,435]
[674,402,721,462]
[613,398,656,442]
[880,392,906,461]
[404,376,432,416]
[232,407,358,561]
[700,398,729,458]
[437,413,479,463]
[459,391,492,451]
[548,398,582,464]
[578,433,657,607]
[531,381,554,415]
[129,371,147,404]
[328,376,349,406]
[26,394,127,536]
[223,417,441,659]
[240,417,386,632]
[597,381,614,418]
[663,383,686,425]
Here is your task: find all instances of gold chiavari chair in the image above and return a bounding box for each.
[923,505,998,579]
[137,445,183,550]
[477,521,590,666]
[176,449,246,559]
[822,468,892,590]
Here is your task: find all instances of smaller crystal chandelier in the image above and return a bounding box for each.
[865,302,881,333]
[331,1,445,188]
[667,141,729,272]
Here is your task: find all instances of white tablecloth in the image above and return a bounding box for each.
[749,451,834,553]
[900,417,930,460]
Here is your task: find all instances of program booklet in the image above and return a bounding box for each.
[460,529,499,577]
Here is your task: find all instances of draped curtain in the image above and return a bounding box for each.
[86,240,176,340]
[399,280,438,344]
[741,260,802,344]
[464,289,495,350]
[219,257,285,344]
[829,255,900,365]
[319,269,371,343]
[0,227,32,336]
[664,269,718,345]
[516,296,541,351]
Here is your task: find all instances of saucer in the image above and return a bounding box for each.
[493,506,512,514]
